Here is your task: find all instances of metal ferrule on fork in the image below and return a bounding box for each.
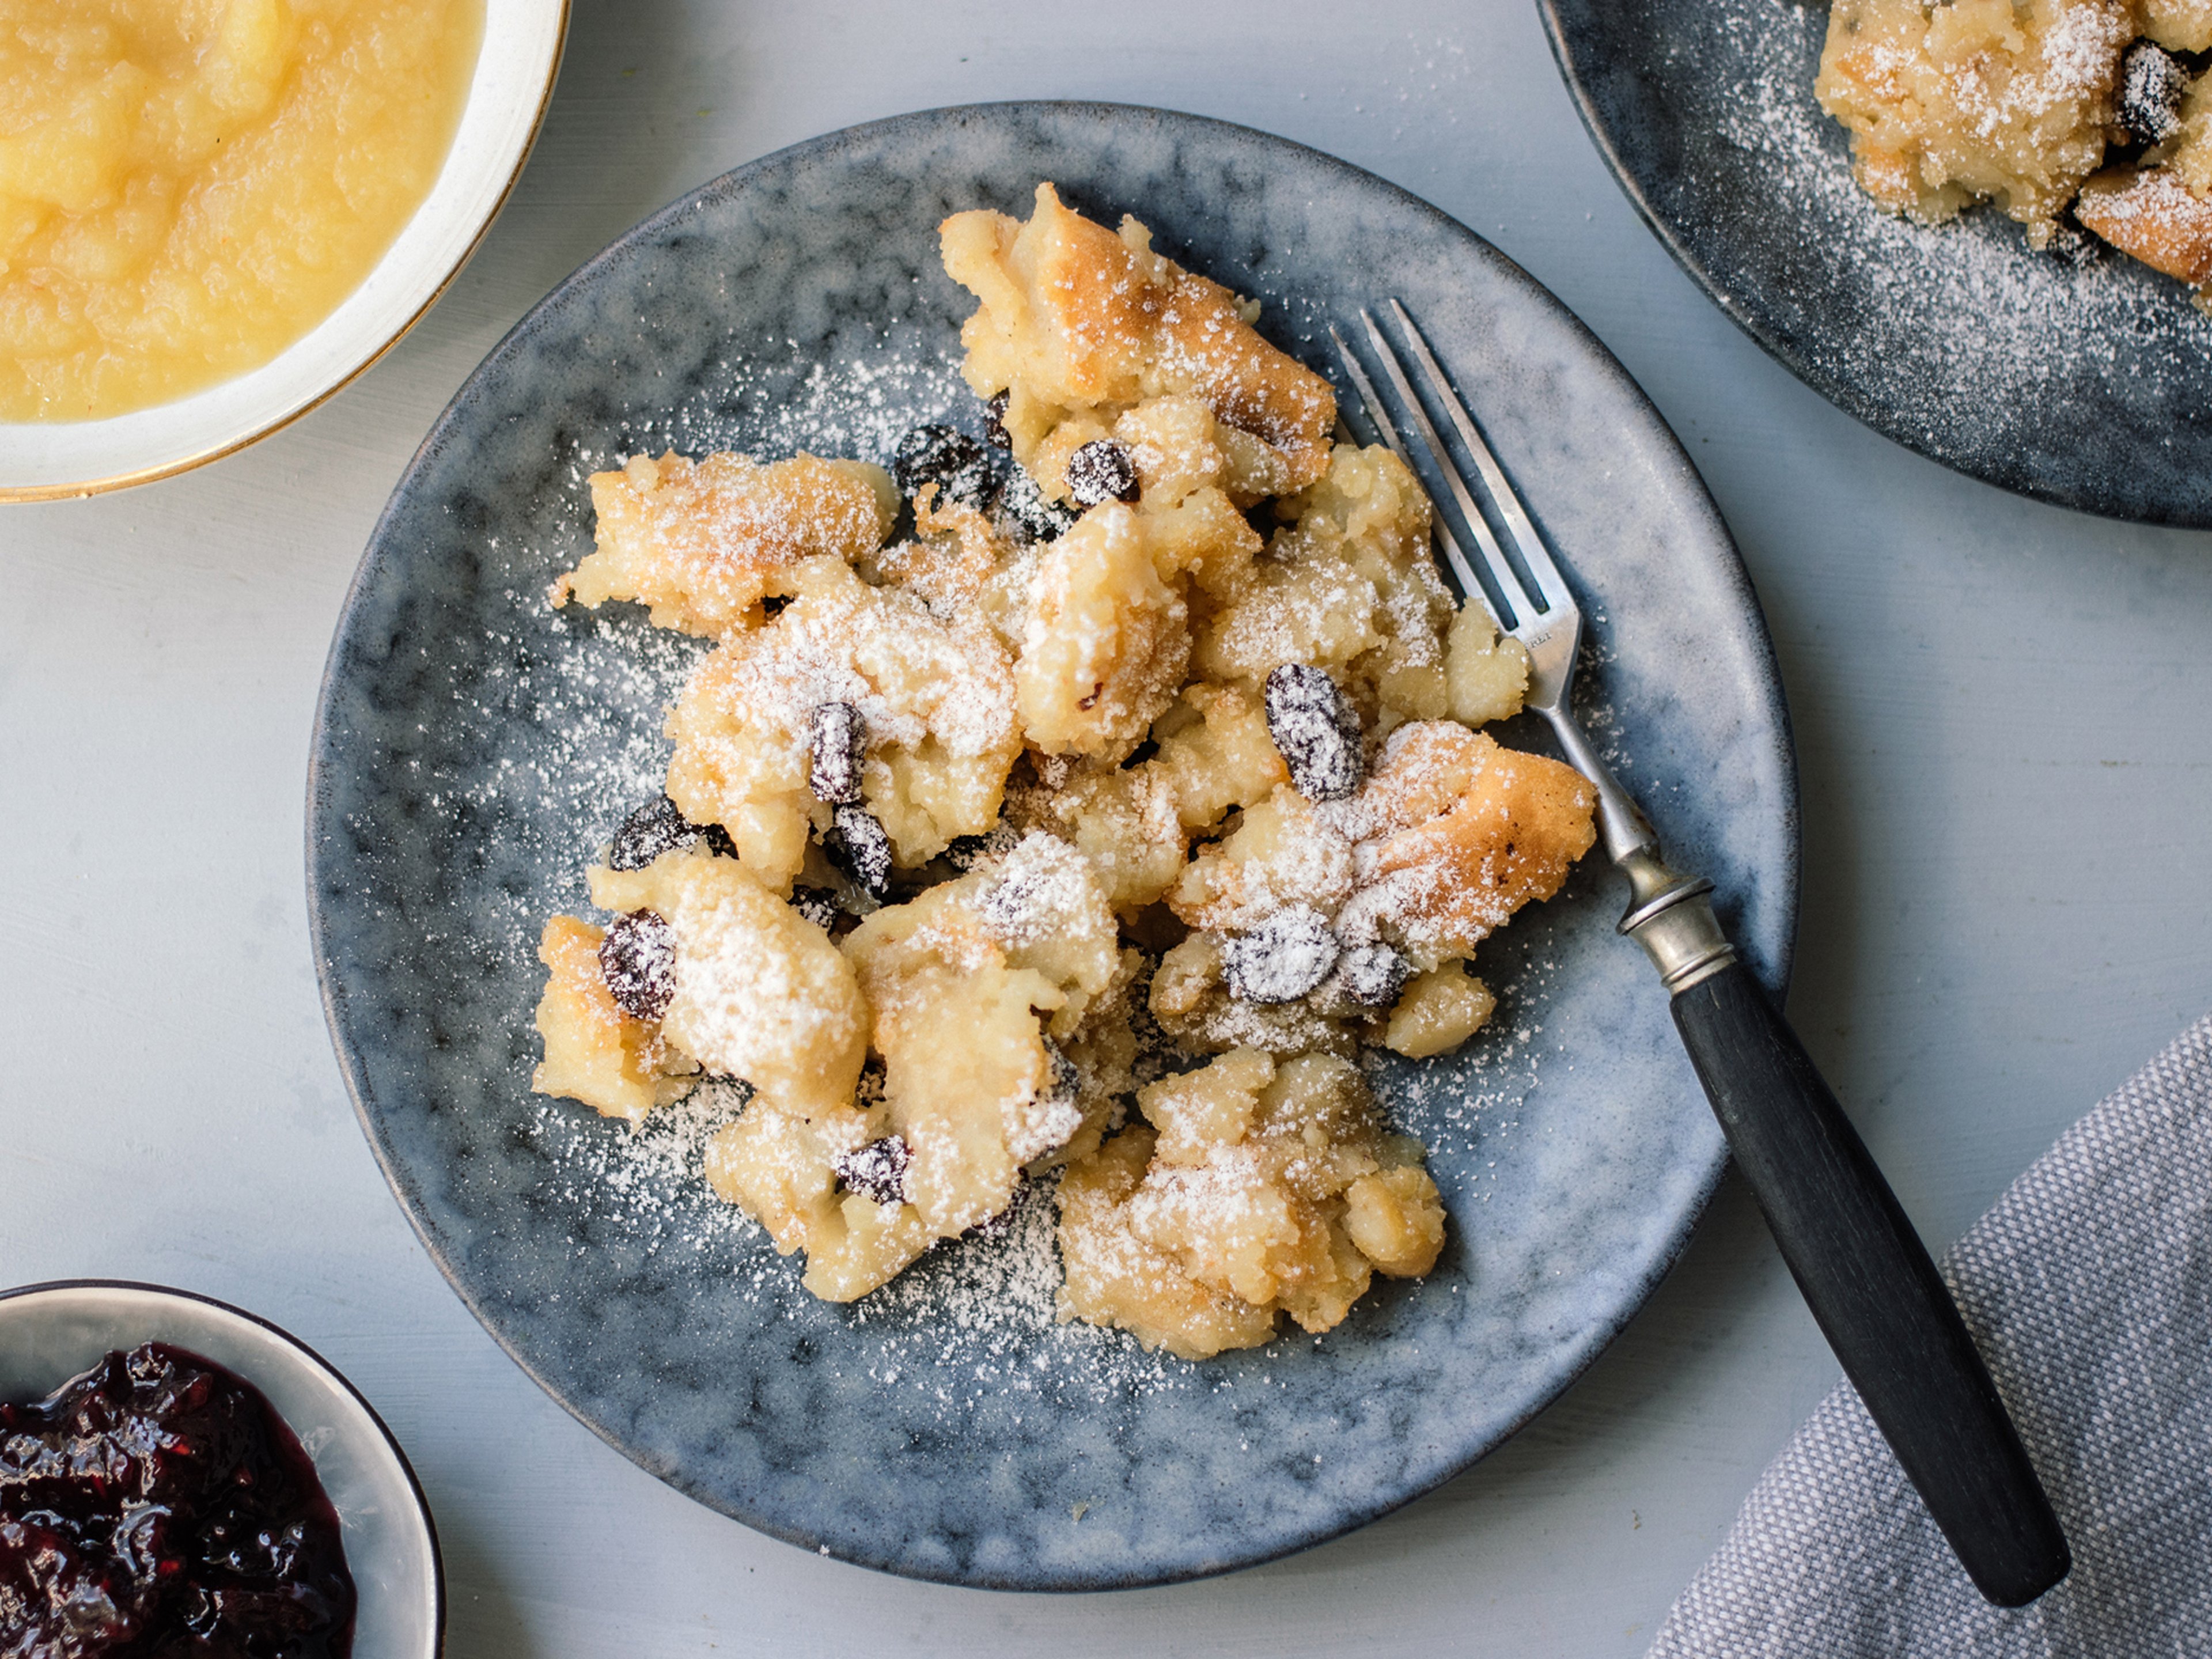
[1616,853,1734,995]
[1535,655,1738,995]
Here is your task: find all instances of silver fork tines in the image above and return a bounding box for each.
[1325,322,1496,619]
[1383,299,1571,625]
[1333,307,1579,715]
[1332,300,1728,984]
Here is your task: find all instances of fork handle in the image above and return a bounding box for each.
[1669,960,2070,1607]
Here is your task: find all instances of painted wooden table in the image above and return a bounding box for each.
[5,2,2208,1652]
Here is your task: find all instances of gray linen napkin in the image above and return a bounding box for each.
[1649,1013,2212,1657]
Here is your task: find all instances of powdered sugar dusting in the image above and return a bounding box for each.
[661,882,855,1091]
[528,1081,762,1253]
[1366,936,1563,1207]
[524,1058,1197,1406]
[977,830,1101,949]
[701,569,1014,759]
[571,346,972,486]
[456,347,1218,1400]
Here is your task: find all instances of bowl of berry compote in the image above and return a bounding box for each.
[0,1280,441,1657]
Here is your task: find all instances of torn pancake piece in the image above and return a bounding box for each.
[556,450,899,637]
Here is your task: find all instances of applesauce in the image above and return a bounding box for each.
[0,0,484,423]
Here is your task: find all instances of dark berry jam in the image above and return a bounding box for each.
[0,1343,356,1658]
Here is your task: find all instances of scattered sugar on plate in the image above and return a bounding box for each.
[1700,0,2206,440]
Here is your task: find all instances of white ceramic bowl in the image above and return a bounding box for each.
[0,0,568,502]
[0,1280,443,1658]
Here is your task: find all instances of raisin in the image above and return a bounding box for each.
[607,792,690,869]
[808,700,866,804]
[1065,438,1139,506]
[983,389,1013,450]
[1264,664,1363,802]
[607,792,736,870]
[834,1135,912,1205]
[1338,942,1412,1007]
[825,802,893,897]
[991,466,1076,543]
[599,910,676,1021]
[892,424,996,509]
[1222,906,1340,1004]
[2120,40,2189,147]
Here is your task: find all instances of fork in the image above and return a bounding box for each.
[1333,301,2071,1609]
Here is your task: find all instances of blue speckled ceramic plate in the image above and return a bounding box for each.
[1541,0,2212,527]
[307,102,1797,1591]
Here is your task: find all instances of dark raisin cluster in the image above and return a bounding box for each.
[599,908,676,1020]
[607,791,737,871]
[895,421,1077,543]
[0,1344,355,1659]
[1263,664,1365,802]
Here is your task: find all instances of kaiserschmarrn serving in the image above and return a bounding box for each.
[1817,0,2212,304]
[529,184,1596,1359]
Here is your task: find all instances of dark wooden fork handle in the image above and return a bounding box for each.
[1671,961,2071,1607]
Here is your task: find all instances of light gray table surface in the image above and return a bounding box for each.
[5,2,2209,1653]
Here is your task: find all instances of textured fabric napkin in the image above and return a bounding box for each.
[1649,1013,2212,1657]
